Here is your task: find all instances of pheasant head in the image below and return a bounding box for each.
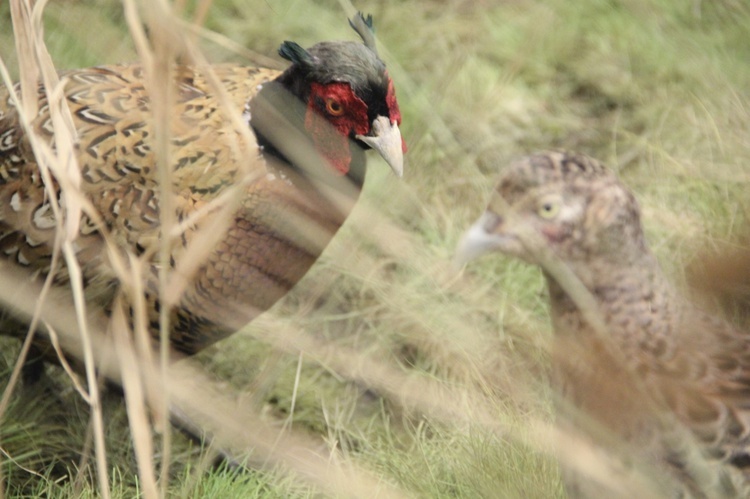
[455,151,650,279]
[251,13,405,181]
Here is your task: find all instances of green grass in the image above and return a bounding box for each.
[1,0,750,497]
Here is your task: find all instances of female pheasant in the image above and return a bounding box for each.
[456,151,750,497]
[0,13,405,355]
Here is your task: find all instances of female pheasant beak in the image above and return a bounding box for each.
[453,211,507,268]
[356,115,404,177]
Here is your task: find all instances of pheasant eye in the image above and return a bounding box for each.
[538,198,561,219]
[325,98,344,116]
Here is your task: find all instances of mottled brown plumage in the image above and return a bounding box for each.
[456,151,750,496]
[0,14,405,355]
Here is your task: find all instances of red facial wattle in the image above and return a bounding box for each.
[385,74,407,154]
[305,82,369,175]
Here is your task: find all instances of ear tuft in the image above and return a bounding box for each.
[349,12,377,55]
[278,41,316,68]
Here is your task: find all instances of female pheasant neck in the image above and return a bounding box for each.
[544,248,681,366]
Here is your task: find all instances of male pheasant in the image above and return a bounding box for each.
[456,151,750,497]
[0,13,405,356]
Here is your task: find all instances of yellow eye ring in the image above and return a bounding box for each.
[325,98,344,116]
[538,200,560,219]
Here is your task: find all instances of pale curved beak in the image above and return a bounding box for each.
[453,212,505,268]
[356,115,404,177]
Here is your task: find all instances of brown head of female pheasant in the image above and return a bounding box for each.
[0,13,406,355]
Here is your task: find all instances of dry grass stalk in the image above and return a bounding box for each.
[3,0,111,497]
[0,261,418,497]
